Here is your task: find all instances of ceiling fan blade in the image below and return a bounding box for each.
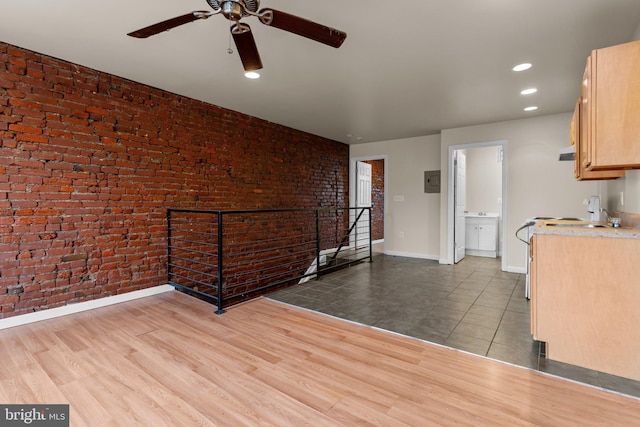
[127,11,213,38]
[231,24,263,72]
[258,9,347,48]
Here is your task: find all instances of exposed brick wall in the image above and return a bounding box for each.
[0,42,349,318]
[364,159,384,241]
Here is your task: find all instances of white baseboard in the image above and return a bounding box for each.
[0,284,174,330]
[505,266,527,274]
[384,250,439,261]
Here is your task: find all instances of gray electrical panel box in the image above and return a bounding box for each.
[424,170,441,193]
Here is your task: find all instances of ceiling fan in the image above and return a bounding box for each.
[127,0,347,73]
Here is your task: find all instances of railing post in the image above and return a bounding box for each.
[216,211,225,314]
[368,207,373,263]
[315,209,321,280]
[167,209,172,283]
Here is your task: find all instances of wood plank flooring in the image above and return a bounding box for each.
[0,291,639,426]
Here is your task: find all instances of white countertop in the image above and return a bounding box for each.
[465,212,499,218]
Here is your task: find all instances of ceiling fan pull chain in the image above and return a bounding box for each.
[227,21,234,54]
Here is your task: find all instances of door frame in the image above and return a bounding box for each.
[447,140,507,272]
[349,156,388,252]
[453,150,466,263]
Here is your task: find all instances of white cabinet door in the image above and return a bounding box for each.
[465,222,479,250]
[478,223,497,251]
[465,216,498,257]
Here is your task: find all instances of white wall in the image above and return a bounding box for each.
[465,146,502,214]
[606,168,640,215]
[464,146,503,253]
[439,113,604,272]
[350,135,441,259]
[351,113,621,272]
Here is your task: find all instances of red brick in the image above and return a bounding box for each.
[0,295,19,305]
[9,98,42,111]
[17,134,48,143]
[0,40,349,319]
[8,124,42,134]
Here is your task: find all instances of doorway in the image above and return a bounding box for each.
[449,141,507,271]
[454,151,466,263]
[350,156,387,253]
[354,160,372,248]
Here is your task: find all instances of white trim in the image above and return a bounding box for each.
[506,266,527,274]
[384,250,439,261]
[349,155,388,254]
[0,285,174,330]
[372,238,384,246]
[446,140,508,271]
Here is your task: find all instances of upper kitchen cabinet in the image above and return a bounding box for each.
[572,96,624,180]
[581,40,640,171]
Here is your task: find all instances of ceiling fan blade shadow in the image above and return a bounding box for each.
[258,9,346,48]
[128,11,212,38]
[232,24,263,71]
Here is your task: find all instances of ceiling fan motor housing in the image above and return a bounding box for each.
[207,0,260,20]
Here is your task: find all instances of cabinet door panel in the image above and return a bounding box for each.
[530,236,537,338]
[478,224,497,251]
[465,223,478,250]
[573,96,623,180]
[587,40,640,170]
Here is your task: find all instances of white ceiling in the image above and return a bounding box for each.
[2,1,640,144]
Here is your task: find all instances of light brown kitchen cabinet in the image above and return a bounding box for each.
[581,39,640,171]
[571,96,623,180]
[530,232,640,381]
[529,237,537,339]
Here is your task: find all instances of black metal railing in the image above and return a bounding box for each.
[167,207,372,313]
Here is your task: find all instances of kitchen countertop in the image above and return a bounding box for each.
[533,219,640,239]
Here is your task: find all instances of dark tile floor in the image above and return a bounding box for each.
[267,251,640,399]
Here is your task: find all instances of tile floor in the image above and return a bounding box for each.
[267,251,640,398]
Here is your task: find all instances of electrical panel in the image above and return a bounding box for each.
[424,170,441,193]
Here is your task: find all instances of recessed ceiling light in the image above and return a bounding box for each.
[513,63,532,72]
[244,71,260,79]
[524,106,538,111]
[521,88,538,95]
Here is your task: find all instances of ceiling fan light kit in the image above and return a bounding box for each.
[127,0,347,73]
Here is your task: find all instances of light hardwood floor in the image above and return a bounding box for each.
[1,291,638,426]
